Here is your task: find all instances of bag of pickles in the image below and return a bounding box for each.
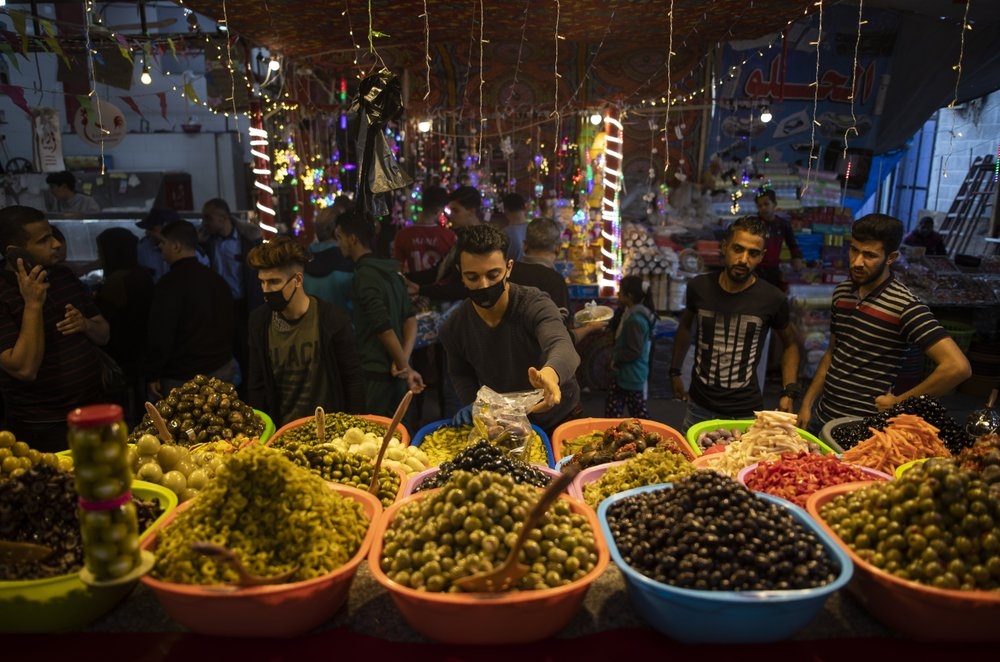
[468,386,544,461]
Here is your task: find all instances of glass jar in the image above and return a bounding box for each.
[68,404,141,581]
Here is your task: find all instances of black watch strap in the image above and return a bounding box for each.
[781,383,801,399]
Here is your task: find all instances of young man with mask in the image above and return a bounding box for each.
[246,237,365,425]
[798,214,971,433]
[438,224,582,438]
[670,216,801,430]
[336,209,424,418]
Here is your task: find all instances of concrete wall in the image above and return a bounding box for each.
[927,92,999,213]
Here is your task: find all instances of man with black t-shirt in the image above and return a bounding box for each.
[670,216,801,430]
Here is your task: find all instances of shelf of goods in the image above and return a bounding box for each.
[788,283,835,379]
[895,256,999,306]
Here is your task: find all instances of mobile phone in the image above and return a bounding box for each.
[4,246,37,271]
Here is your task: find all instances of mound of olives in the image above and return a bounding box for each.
[275,439,402,507]
[0,430,71,479]
[269,412,401,449]
[819,457,1000,591]
[0,463,162,581]
[604,471,839,591]
[565,419,684,470]
[380,470,599,592]
[415,439,552,492]
[418,424,548,467]
[151,445,370,585]
[832,395,972,453]
[129,375,264,446]
[581,448,695,508]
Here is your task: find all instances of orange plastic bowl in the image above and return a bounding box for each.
[806,482,1000,641]
[139,483,382,637]
[550,417,693,463]
[268,413,410,447]
[367,490,610,644]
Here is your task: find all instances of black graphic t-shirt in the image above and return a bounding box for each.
[684,274,790,415]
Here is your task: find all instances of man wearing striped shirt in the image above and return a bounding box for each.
[798,214,971,433]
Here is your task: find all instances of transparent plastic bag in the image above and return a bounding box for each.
[469,385,544,461]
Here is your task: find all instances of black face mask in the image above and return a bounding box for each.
[467,277,506,309]
[264,277,295,313]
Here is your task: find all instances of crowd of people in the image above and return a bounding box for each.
[0,186,973,453]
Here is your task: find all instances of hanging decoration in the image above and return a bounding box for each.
[598,108,623,295]
[73,98,127,148]
[351,69,413,217]
[248,106,278,236]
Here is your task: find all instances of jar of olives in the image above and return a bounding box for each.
[68,404,142,582]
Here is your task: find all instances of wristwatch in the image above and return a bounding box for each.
[669,367,683,378]
[780,383,802,399]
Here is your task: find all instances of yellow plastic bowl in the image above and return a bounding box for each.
[0,480,177,633]
[894,457,931,479]
[140,483,381,637]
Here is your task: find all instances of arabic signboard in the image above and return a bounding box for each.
[708,5,898,191]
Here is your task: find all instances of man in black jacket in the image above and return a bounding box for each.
[246,236,365,425]
[145,220,238,400]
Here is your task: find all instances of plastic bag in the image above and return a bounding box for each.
[469,385,544,461]
[351,69,412,217]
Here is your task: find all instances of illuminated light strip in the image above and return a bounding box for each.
[247,122,277,234]
[604,149,623,159]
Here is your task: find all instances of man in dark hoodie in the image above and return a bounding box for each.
[336,209,424,418]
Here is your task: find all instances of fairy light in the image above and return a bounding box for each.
[942,1,972,180]
[422,0,430,99]
[664,0,674,175]
[842,1,865,160]
[803,0,824,196]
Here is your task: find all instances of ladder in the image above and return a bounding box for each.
[939,154,997,256]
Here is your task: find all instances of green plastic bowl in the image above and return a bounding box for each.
[0,480,177,633]
[685,418,833,457]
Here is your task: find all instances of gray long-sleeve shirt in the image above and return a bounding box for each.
[439,282,581,433]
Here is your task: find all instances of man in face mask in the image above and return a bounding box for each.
[438,224,583,438]
[145,220,239,401]
[336,209,425,419]
[245,237,366,425]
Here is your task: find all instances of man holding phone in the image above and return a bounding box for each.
[0,205,110,452]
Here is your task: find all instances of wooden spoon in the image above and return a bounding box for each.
[368,390,413,495]
[0,540,53,564]
[191,541,298,587]
[315,406,326,444]
[144,401,174,444]
[451,463,580,593]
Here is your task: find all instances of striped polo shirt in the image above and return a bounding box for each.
[817,275,947,421]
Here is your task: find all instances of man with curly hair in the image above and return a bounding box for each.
[246,236,366,425]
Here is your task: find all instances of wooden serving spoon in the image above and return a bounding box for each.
[191,541,298,587]
[368,390,413,495]
[0,540,53,564]
[144,401,174,444]
[451,463,580,593]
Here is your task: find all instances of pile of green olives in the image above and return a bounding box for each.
[380,470,599,592]
[270,412,400,448]
[820,457,1000,590]
[150,445,369,585]
[275,439,401,507]
[581,448,696,508]
[418,425,548,467]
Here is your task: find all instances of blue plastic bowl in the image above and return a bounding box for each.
[411,419,554,468]
[597,483,853,644]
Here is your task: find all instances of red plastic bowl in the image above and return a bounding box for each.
[550,417,693,463]
[806,482,1000,641]
[368,489,610,644]
[140,483,382,637]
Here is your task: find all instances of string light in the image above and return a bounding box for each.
[942,0,972,180]
[803,0,824,196]
[759,105,772,123]
[140,63,152,85]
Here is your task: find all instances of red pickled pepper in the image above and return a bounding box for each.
[744,451,883,507]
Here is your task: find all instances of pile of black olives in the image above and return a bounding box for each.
[604,471,839,591]
[415,439,552,492]
[0,463,162,581]
[129,375,264,446]
[832,395,972,453]
[819,458,1000,591]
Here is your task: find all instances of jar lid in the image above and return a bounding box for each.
[67,404,124,428]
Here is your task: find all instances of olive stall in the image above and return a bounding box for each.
[1,380,998,653]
